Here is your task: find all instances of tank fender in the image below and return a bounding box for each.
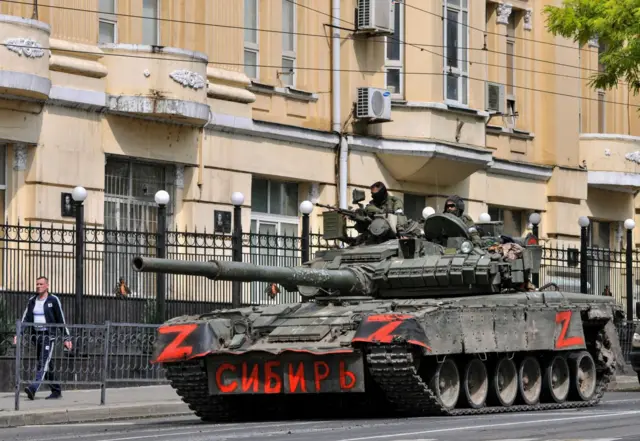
[151,321,220,364]
[351,314,431,352]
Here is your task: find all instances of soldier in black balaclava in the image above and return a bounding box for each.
[365,182,404,215]
[443,195,482,245]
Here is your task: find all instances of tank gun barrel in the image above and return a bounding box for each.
[131,256,365,292]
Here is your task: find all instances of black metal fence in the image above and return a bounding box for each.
[0,219,639,331]
[10,321,165,410]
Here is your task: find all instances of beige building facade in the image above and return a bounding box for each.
[0,0,639,301]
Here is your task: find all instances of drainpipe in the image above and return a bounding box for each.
[332,0,348,209]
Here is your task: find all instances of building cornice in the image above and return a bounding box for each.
[487,159,553,182]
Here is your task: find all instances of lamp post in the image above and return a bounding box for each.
[71,186,87,325]
[624,218,635,320]
[231,192,244,308]
[299,200,313,264]
[529,212,541,287]
[154,190,170,323]
[578,216,590,294]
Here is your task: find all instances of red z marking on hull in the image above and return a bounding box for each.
[155,324,197,362]
[555,311,585,349]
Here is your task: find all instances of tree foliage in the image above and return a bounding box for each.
[544,0,640,94]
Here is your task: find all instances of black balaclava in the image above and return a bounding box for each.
[371,181,388,205]
[444,195,465,217]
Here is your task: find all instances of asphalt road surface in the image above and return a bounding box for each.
[5,392,640,441]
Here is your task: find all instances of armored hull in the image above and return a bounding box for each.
[134,211,623,421]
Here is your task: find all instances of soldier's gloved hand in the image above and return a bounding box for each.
[395,209,403,214]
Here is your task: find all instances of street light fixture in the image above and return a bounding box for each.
[422,206,435,219]
[231,192,245,206]
[71,186,87,325]
[529,212,541,226]
[299,200,314,215]
[154,190,170,206]
[478,213,491,223]
[578,216,590,228]
[71,186,87,203]
[625,218,636,320]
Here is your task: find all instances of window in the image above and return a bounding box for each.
[98,0,117,44]
[103,157,176,297]
[281,0,296,86]
[598,91,605,133]
[505,11,517,128]
[588,220,611,249]
[443,0,468,105]
[385,1,404,97]
[244,0,259,79]
[403,194,425,221]
[506,13,515,98]
[488,206,523,237]
[142,0,159,45]
[249,177,300,303]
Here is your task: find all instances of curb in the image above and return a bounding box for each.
[0,401,192,429]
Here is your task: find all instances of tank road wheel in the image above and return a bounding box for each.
[462,358,488,408]
[518,356,542,405]
[488,357,518,407]
[568,350,597,401]
[428,358,460,410]
[541,354,570,403]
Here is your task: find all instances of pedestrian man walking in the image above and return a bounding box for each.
[14,276,72,400]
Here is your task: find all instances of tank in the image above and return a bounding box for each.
[131,189,624,421]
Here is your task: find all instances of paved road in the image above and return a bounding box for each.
[4,392,640,441]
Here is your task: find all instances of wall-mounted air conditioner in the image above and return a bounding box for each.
[485,81,506,114]
[356,0,395,36]
[356,87,392,122]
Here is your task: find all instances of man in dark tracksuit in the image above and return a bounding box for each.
[15,276,72,400]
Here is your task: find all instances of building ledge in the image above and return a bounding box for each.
[248,81,319,103]
[206,67,255,104]
[205,112,338,149]
[487,158,553,182]
[587,170,640,193]
[580,133,640,143]
[48,86,106,111]
[391,100,490,119]
[347,134,493,185]
[487,125,535,140]
[0,70,51,100]
[107,95,210,126]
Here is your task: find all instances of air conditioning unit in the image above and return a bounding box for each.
[356,87,392,121]
[356,0,395,35]
[485,81,506,114]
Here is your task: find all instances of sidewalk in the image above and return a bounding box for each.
[0,376,638,428]
[0,384,190,428]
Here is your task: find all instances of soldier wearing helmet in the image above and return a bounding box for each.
[443,195,482,246]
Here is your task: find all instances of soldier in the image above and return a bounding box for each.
[364,182,408,232]
[443,195,482,246]
[365,182,403,215]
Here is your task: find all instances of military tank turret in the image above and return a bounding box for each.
[132,189,623,421]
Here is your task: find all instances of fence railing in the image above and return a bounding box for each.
[0,221,640,326]
[11,321,166,410]
[0,222,341,325]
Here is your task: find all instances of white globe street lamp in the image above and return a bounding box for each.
[231,191,245,206]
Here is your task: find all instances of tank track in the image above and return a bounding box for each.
[364,322,615,417]
[163,321,615,421]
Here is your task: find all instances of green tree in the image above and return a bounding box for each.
[544,0,640,94]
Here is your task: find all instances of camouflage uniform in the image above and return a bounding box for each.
[364,194,404,215]
[443,195,482,246]
[365,182,408,231]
